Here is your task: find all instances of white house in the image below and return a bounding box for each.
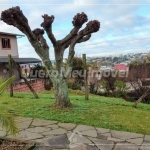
[0,32,21,58]
[0,32,41,80]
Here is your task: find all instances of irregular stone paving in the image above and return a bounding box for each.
[0,117,149,150]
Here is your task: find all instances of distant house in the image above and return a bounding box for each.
[0,32,41,81]
[114,64,128,71]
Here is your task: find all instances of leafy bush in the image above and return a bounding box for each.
[100,75,117,96]
[72,57,83,70]
[44,78,53,90]
[114,80,129,97]
[68,78,81,90]
[68,78,74,89]
[100,78,128,98]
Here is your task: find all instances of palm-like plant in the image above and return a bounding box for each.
[0,76,14,95]
[0,76,18,135]
[0,114,18,135]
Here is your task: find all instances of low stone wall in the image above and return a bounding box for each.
[7,79,45,92]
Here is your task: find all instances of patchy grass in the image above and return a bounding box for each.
[1,91,150,134]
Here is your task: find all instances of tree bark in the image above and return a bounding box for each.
[53,77,71,108]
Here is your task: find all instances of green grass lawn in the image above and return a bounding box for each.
[1,91,150,135]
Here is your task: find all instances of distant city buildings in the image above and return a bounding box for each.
[86,52,149,72]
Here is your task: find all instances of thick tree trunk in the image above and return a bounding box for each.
[53,77,71,108]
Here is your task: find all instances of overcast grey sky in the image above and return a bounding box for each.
[0,0,150,59]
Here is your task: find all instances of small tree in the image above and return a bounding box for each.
[100,71,128,98]
[101,74,117,96]
[1,6,100,108]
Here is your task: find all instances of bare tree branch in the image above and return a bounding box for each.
[32,28,49,49]
[78,20,100,36]
[133,88,150,107]
[66,20,100,69]
[1,6,52,70]
[65,35,87,65]
[70,20,100,47]
[77,34,91,43]
[67,45,75,69]
[63,41,71,49]
[1,6,35,41]
[41,14,57,46]
[60,12,88,45]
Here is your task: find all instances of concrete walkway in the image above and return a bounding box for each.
[0,117,150,150]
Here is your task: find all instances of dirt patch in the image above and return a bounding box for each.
[0,139,34,150]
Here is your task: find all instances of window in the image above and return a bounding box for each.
[1,38,11,49]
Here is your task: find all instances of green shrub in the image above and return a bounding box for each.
[114,80,129,97]
[68,78,81,90]
[100,76,116,97]
[100,79,129,98]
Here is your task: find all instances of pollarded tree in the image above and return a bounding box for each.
[1,6,100,108]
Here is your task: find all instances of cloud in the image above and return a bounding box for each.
[0,0,150,60]
[18,42,40,58]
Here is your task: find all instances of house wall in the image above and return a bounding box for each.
[7,79,45,92]
[0,63,20,81]
[0,35,19,58]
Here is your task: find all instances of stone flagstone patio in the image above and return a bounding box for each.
[0,117,150,150]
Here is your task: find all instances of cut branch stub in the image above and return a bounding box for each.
[41,14,54,29]
[1,6,28,26]
[32,28,49,49]
[1,6,34,41]
[72,12,88,27]
[80,20,100,35]
[86,20,100,32]
[32,28,44,37]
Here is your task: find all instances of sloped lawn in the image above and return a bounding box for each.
[1,91,150,134]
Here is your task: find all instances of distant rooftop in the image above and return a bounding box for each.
[114,64,128,71]
[0,32,24,37]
